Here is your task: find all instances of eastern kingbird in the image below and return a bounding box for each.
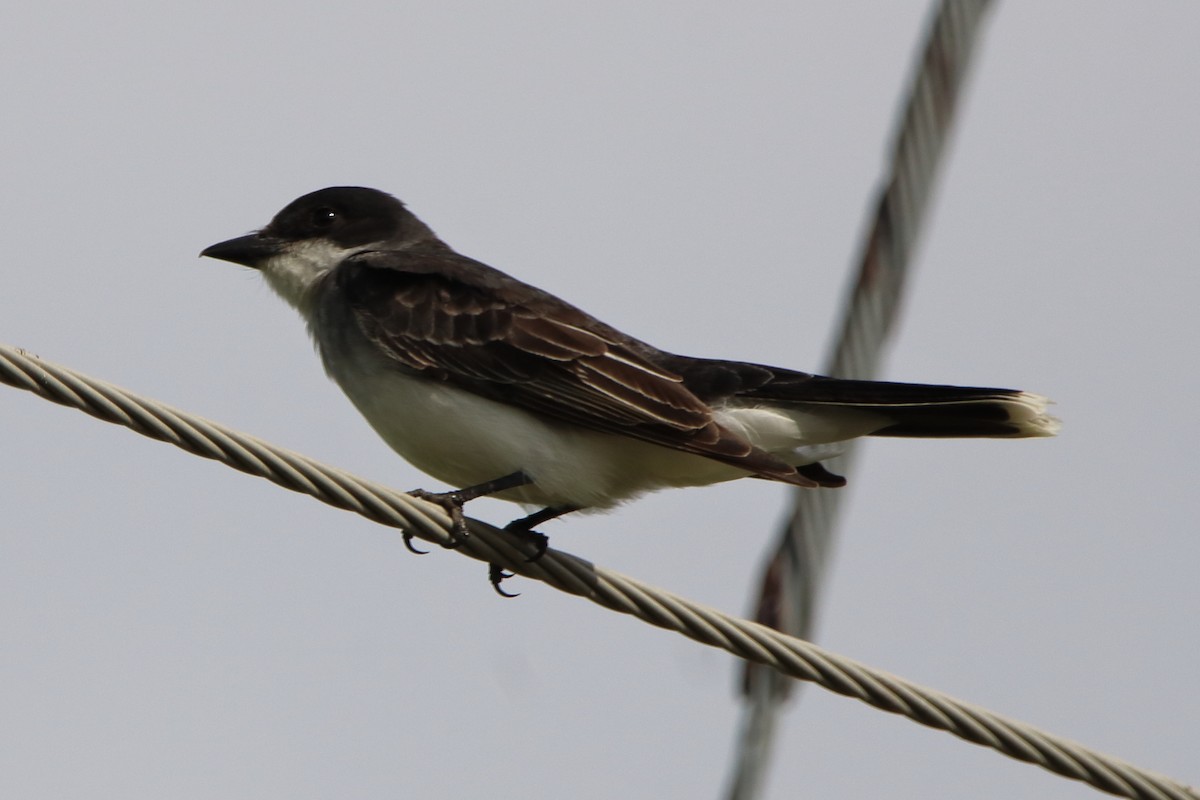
[202,187,1058,585]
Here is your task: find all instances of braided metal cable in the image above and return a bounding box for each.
[731,3,998,796]
[2,341,1195,800]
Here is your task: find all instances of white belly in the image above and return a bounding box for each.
[327,360,749,509]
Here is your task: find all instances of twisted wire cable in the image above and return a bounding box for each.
[2,342,1195,800]
[731,3,998,797]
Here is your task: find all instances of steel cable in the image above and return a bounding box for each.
[2,342,1194,800]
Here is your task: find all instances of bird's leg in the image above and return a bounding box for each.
[406,471,532,551]
[489,505,580,597]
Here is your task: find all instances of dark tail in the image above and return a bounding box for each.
[774,378,1061,439]
[666,357,1060,440]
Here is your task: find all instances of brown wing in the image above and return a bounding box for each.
[334,248,816,486]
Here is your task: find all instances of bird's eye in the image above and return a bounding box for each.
[310,207,338,228]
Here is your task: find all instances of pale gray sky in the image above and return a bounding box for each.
[2,3,1197,798]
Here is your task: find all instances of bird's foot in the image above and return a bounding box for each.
[486,507,573,597]
[486,522,549,598]
[407,488,472,548]
[405,472,534,553]
[405,484,570,598]
[502,504,577,564]
[503,520,550,563]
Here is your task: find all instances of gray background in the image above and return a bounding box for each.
[2,2,1197,798]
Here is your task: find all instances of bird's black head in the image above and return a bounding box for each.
[265,187,423,247]
[201,186,434,268]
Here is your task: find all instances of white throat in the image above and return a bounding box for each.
[260,239,363,318]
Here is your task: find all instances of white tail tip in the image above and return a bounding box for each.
[1009,392,1061,437]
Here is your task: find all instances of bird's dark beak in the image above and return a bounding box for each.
[200,233,281,269]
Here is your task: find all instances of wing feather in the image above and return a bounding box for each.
[335,251,814,485]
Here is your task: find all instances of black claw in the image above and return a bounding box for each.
[489,563,520,598]
[401,532,429,555]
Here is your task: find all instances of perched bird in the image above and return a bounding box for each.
[202,186,1058,590]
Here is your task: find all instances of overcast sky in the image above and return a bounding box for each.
[2,2,1197,798]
